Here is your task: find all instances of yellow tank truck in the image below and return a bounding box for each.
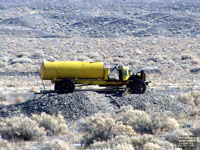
[40,61,148,94]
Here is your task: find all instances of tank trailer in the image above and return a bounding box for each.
[40,61,148,94]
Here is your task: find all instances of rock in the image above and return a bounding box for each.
[190,68,200,74]
[10,58,32,64]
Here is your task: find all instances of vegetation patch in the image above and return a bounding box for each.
[31,112,70,136]
[41,139,74,150]
[0,115,46,141]
[116,106,179,135]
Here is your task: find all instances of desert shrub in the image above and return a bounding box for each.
[130,135,156,150]
[14,96,25,104]
[151,113,179,134]
[116,106,152,134]
[0,95,9,105]
[41,139,73,150]
[0,137,11,150]
[80,113,135,147]
[89,140,134,150]
[131,134,175,150]
[109,121,136,137]
[113,143,135,150]
[31,112,69,136]
[116,106,179,135]
[189,126,200,137]
[79,113,115,133]
[177,91,200,107]
[165,128,198,149]
[192,92,200,106]
[0,95,7,102]
[87,135,134,150]
[89,134,175,150]
[162,117,179,132]
[143,142,161,150]
[165,128,192,144]
[177,93,195,106]
[0,115,46,141]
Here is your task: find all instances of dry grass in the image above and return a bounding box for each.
[31,112,70,136]
[0,115,46,141]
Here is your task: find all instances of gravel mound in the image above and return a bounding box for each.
[0,91,116,120]
[115,90,193,117]
[0,90,193,120]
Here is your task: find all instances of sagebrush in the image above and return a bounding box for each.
[31,112,70,136]
[0,115,46,141]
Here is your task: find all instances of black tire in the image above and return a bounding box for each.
[129,79,146,94]
[59,79,75,93]
[54,81,61,91]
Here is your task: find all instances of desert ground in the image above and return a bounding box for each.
[0,0,200,150]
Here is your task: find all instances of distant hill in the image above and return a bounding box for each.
[0,0,199,38]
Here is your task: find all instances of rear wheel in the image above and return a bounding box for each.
[54,81,61,91]
[54,79,75,93]
[129,79,146,94]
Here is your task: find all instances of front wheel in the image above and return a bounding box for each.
[129,79,146,94]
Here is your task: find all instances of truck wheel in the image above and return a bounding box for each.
[60,79,75,93]
[54,81,61,91]
[130,79,146,94]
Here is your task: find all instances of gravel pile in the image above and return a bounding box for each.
[0,90,193,120]
[0,91,116,120]
[116,89,193,117]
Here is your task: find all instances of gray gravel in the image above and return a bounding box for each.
[0,90,193,120]
[115,89,193,117]
[0,91,116,120]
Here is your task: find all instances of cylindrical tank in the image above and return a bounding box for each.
[40,61,104,80]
